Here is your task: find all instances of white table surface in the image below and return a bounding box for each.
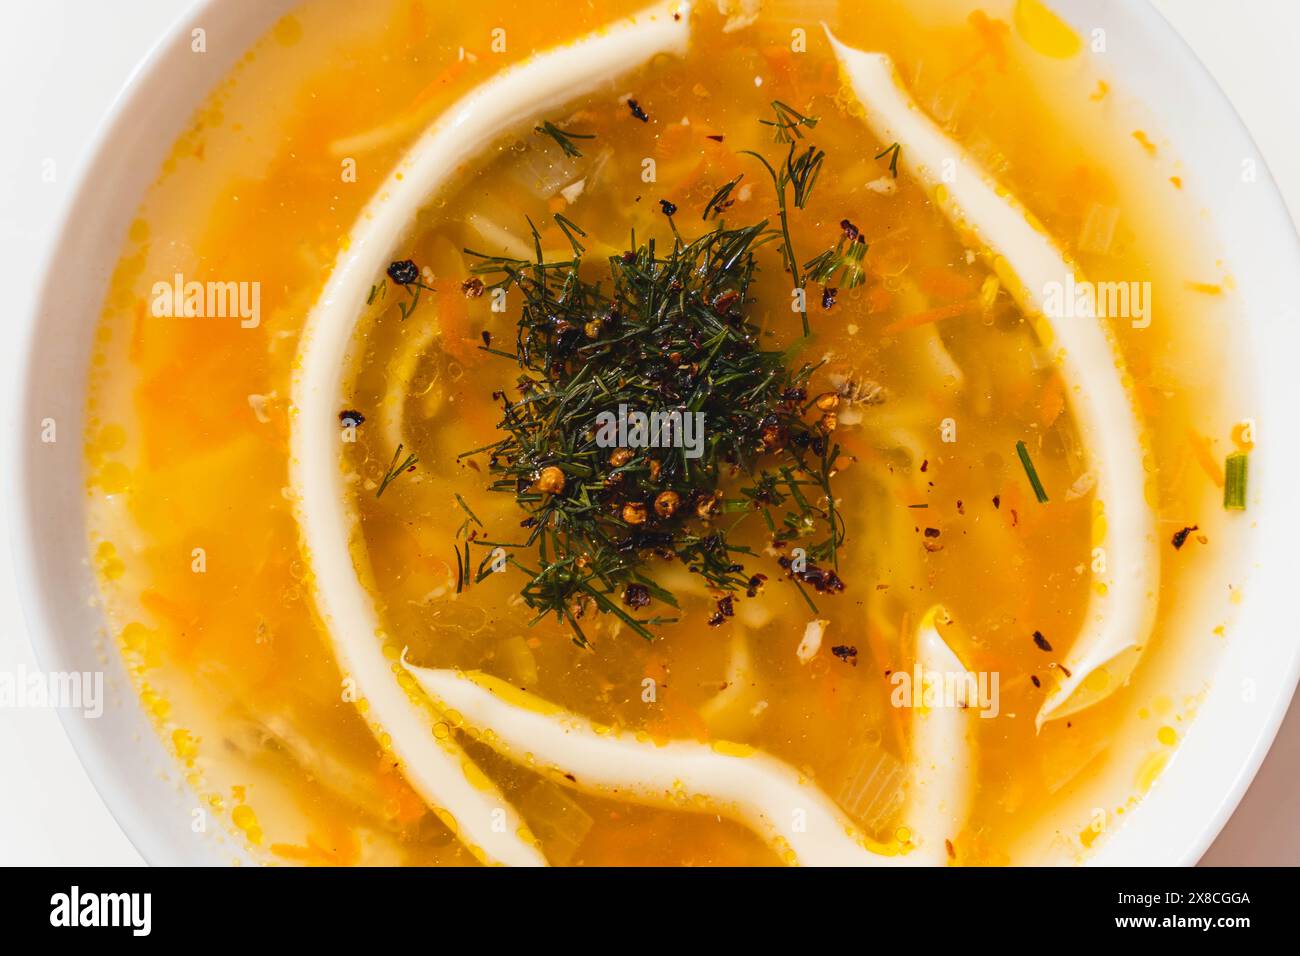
[0,0,1296,866]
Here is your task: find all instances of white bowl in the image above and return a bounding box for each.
[10,0,1300,865]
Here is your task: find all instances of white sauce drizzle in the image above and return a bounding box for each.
[403,604,977,867]
[824,26,1158,725]
[289,2,693,866]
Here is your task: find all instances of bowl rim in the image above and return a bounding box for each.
[1057,0,1300,865]
[8,0,1300,866]
[7,0,289,866]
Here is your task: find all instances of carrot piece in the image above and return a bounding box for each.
[431,278,479,366]
[409,57,471,109]
[1039,374,1066,428]
[917,267,977,301]
[653,121,696,160]
[882,299,975,334]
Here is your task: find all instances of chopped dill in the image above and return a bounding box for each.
[376,443,418,498]
[805,219,868,289]
[454,492,484,530]
[760,100,819,144]
[454,539,473,593]
[553,212,588,257]
[463,214,846,642]
[535,120,595,159]
[703,174,744,221]
[875,141,902,178]
[741,127,826,336]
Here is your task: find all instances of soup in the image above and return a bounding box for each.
[84,0,1251,865]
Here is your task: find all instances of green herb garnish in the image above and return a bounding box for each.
[703,175,743,221]
[1224,452,1248,510]
[1016,440,1049,503]
[454,492,484,535]
[463,216,845,643]
[741,119,826,336]
[384,259,435,320]
[875,141,902,178]
[535,120,595,159]
[760,101,819,144]
[376,443,418,498]
[805,219,868,289]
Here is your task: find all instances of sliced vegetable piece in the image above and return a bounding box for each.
[1224,452,1248,510]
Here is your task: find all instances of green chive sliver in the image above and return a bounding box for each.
[1016,440,1049,504]
[1224,452,1248,511]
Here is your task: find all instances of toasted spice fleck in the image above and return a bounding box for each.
[831,644,858,666]
[1030,675,1041,688]
[627,98,650,122]
[622,583,651,609]
[695,491,722,519]
[777,556,846,593]
[1171,524,1199,550]
[387,259,420,285]
[1032,630,1053,652]
[706,595,735,627]
[654,490,681,518]
[535,465,566,495]
[659,198,678,216]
